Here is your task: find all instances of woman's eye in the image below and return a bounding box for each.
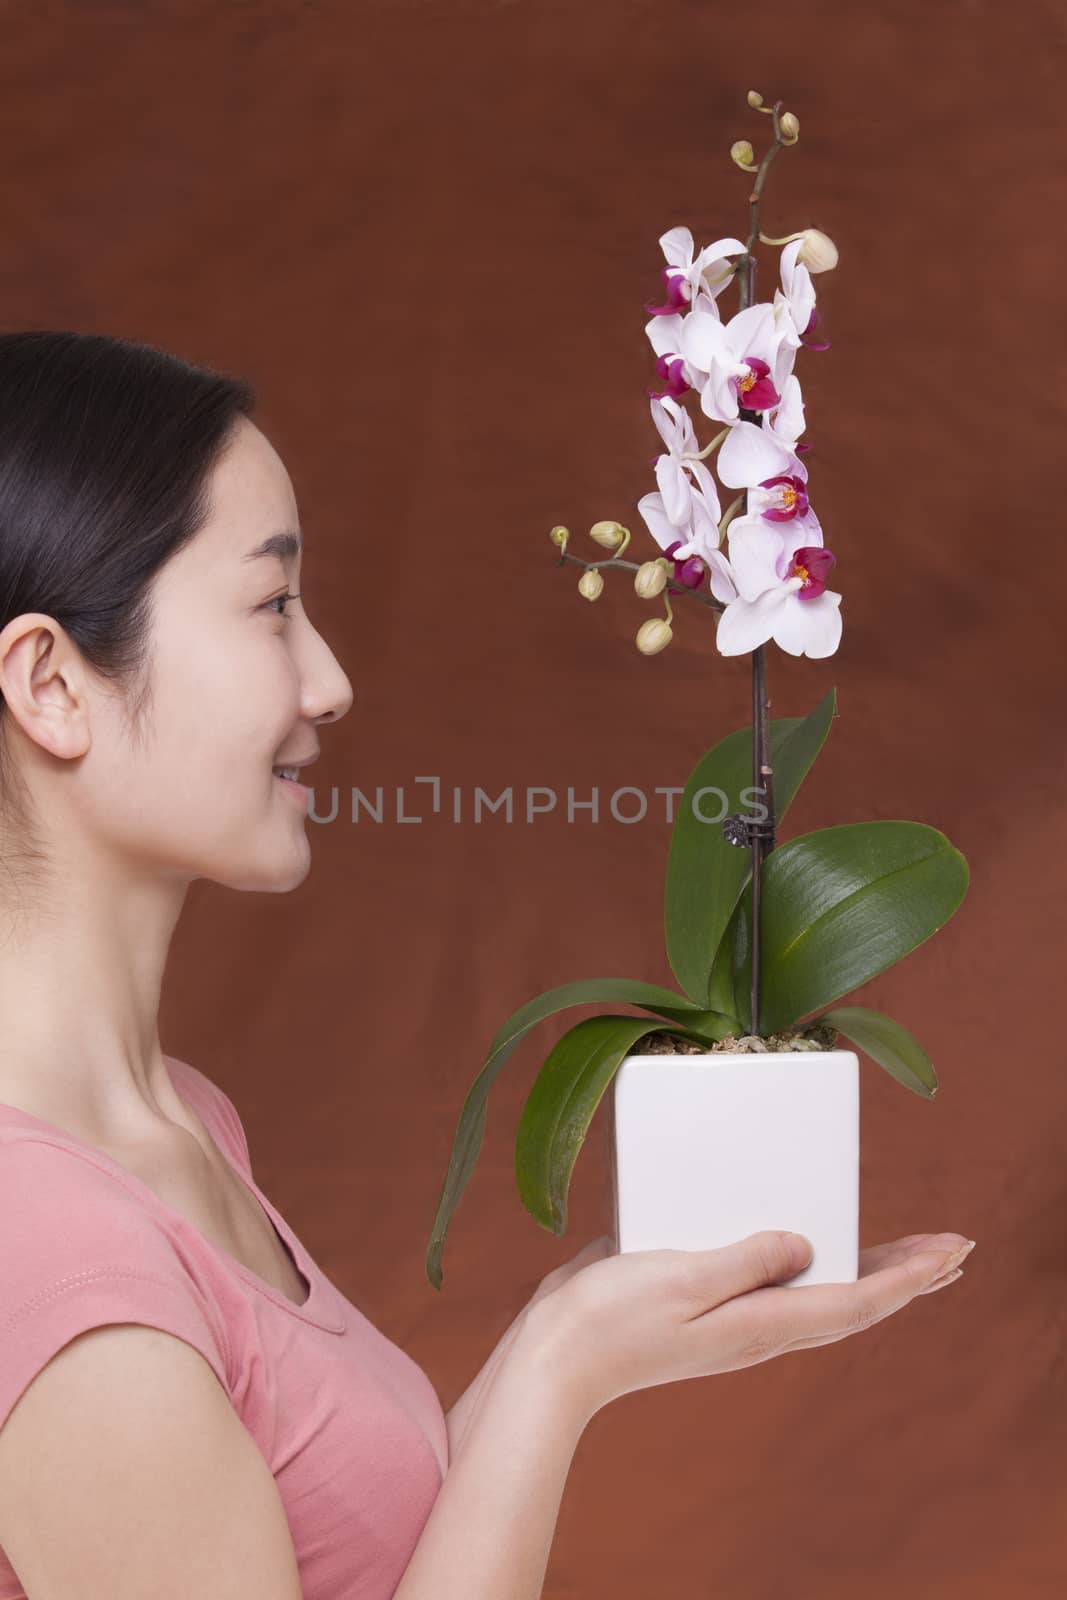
[264,591,299,619]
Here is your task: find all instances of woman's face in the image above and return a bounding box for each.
[77,416,354,895]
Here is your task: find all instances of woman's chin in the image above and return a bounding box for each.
[211,826,313,894]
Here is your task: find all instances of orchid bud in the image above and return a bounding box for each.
[780,111,800,139]
[636,618,672,655]
[578,569,605,601]
[796,228,839,273]
[589,519,626,550]
[634,559,668,599]
[730,139,756,169]
[746,90,764,108]
[549,524,570,549]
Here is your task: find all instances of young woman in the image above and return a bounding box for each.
[0,331,974,1600]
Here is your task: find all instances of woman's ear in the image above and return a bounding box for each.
[0,613,92,761]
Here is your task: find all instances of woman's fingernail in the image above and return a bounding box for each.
[929,1238,975,1277]
[920,1267,963,1295]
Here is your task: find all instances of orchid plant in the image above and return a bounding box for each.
[425,92,969,1293]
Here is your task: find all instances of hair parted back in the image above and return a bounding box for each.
[0,329,256,842]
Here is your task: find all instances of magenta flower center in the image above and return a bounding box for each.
[758,473,810,522]
[643,268,692,318]
[733,355,780,412]
[646,353,690,402]
[664,540,706,589]
[791,545,835,599]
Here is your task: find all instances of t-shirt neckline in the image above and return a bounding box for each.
[0,1058,347,1334]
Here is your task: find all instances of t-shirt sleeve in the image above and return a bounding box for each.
[0,1137,231,1439]
[167,1056,253,1180]
[205,1079,253,1178]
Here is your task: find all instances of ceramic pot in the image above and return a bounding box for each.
[607,1049,859,1286]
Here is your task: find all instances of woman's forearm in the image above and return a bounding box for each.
[396,1308,588,1600]
[444,1313,528,1458]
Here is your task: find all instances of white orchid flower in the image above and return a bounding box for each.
[643,307,745,405]
[715,519,841,658]
[679,300,795,425]
[644,226,748,319]
[648,396,722,528]
[773,237,831,352]
[645,311,709,403]
[637,482,736,604]
[674,300,798,488]
[747,451,823,546]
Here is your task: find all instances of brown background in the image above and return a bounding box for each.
[3,1,1064,1594]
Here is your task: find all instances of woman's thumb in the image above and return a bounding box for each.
[688,1229,813,1308]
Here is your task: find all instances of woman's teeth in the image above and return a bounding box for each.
[274,766,301,782]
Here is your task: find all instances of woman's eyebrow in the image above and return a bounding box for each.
[243,528,303,563]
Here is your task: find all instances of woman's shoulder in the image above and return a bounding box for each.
[0,1123,235,1444]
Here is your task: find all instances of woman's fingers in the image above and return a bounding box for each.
[689,1234,970,1364]
[856,1233,959,1277]
[782,1262,965,1351]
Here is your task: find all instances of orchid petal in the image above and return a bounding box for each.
[645,312,686,362]
[659,226,695,270]
[715,585,791,656]
[772,591,843,658]
[679,302,731,371]
[727,523,789,601]
[723,301,776,359]
[718,419,792,487]
[637,491,684,553]
[687,482,723,554]
[780,238,802,299]
[688,455,722,519]
[706,548,738,604]
[787,508,823,548]
[700,235,747,262]
[767,374,806,448]
[655,454,691,526]
[649,396,678,454]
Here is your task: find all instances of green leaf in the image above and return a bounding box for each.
[735,821,970,1036]
[424,978,713,1289]
[817,1005,939,1099]
[647,1005,738,1042]
[515,1014,711,1233]
[664,687,837,1007]
[707,902,746,1024]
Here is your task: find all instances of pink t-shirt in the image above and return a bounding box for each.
[0,1055,449,1599]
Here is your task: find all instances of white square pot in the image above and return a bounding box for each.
[608,1050,859,1286]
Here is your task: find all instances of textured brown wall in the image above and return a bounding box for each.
[4,1,1064,1593]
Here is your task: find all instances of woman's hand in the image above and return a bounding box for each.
[523,1228,976,1423]
[445,1237,625,1456]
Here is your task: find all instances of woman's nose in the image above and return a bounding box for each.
[300,626,355,726]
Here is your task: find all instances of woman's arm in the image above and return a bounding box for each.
[444,1312,528,1458]
[442,1236,614,1459]
[397,1305,589,1600]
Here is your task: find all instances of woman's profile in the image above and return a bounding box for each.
[0,331,973,1600]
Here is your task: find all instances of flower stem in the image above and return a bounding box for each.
[735,97,789,1036]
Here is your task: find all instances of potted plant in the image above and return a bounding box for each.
[424,91,969,1292]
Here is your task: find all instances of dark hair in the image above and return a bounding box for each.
[0,330,256,839]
